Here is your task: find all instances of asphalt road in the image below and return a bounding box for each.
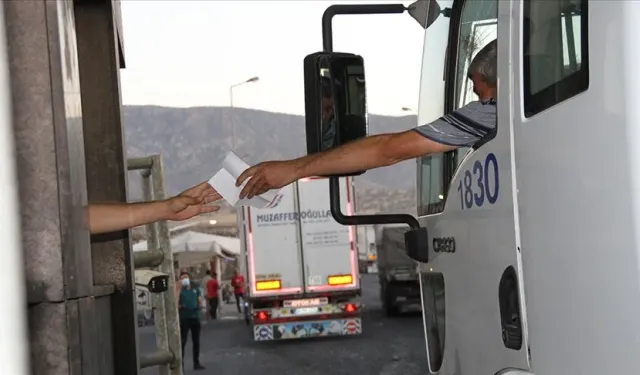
[139,274,427,375]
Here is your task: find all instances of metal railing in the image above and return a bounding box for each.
[128,155,182,375]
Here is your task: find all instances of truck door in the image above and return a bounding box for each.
[416,0,530,373]
[298,177,359,293]
[246,183,304,297]
[512,1,634,373]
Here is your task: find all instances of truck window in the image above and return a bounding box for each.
[523,0,588,117]
[417,0,497,216]
[419,153,444,216]
[417,0,452,216]
[451,1,497,168]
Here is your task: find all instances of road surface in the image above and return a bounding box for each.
[139,274,427,375]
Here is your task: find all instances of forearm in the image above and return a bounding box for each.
[295,134,396,178]
[87,200,170,235]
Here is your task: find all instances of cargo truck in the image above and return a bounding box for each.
[356,226,378,274]
[237,177,362,341]
[375,224,421,316]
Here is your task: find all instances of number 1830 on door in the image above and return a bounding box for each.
[456,153,500,210]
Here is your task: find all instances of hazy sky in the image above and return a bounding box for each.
[119,0,425,116]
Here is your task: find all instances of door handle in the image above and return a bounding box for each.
[498,266,523,350]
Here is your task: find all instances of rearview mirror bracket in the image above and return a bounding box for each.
[320,4,430,263]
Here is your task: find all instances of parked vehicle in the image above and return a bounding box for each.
[375,224,420,316]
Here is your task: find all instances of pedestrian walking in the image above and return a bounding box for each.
[206,272,220,319]
[202,270,213,293]
[178,271,205,370]
[230,270,245,313]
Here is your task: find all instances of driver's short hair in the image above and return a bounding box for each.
[468,39,497,85]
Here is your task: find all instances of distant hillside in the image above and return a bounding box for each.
[123,106,418,214]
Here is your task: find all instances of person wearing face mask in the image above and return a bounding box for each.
[178,271,205,370]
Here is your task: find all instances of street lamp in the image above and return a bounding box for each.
[230,76,260,149]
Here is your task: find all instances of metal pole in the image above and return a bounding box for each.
[127,156,154,171]
[141,172,159,254]
[151,155,183,374]
[141,168,176,371]
[133,250,165,269]
[139,350,174,369]
[229,76,259,151]
[230,85,235,150]
[0,2,29,373]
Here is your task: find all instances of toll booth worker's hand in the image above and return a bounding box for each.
[164,181,222,221]
[236,160,300,199]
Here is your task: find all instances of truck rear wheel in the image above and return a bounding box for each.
[385,301,399,317]
[384,287,400,317]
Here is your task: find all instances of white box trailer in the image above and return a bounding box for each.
[356,225,378,274]
[238,177,362,341]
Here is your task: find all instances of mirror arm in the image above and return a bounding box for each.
[321,3,430,263]
[322,4,407,52]
[329,177,429,263]
[329,178,420,230]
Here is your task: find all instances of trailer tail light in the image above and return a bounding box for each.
[343,303,357,313]
[328,274,353,286]
[255,311,269,321]
[255,280,282,291]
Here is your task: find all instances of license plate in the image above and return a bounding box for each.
[294,307,320,315]
[284,297,328,308]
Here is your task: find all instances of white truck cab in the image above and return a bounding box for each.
[415,0,640,374]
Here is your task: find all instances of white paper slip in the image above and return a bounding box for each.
[208,151,280,209]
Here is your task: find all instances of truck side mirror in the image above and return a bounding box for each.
[303,52,367,177]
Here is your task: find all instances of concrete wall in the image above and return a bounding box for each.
[6,1,136,374]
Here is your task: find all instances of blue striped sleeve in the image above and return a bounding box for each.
[413,101,497,147]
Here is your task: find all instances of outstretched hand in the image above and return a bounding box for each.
[165,181,222,221]
[235,160,301,199]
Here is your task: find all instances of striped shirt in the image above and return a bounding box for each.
[413,99,496,147]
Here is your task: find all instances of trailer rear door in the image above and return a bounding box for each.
[246,183,304,297]
[298,177,359,293]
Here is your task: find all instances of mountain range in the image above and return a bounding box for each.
[123,106,418,214]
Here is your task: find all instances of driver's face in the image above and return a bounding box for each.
[322,96,333,121]
[468,72,481,97]
[468,71,496,100]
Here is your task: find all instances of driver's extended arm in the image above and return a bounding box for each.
[295,100,495,178]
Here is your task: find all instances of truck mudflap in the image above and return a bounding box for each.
[253,317,362,341]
